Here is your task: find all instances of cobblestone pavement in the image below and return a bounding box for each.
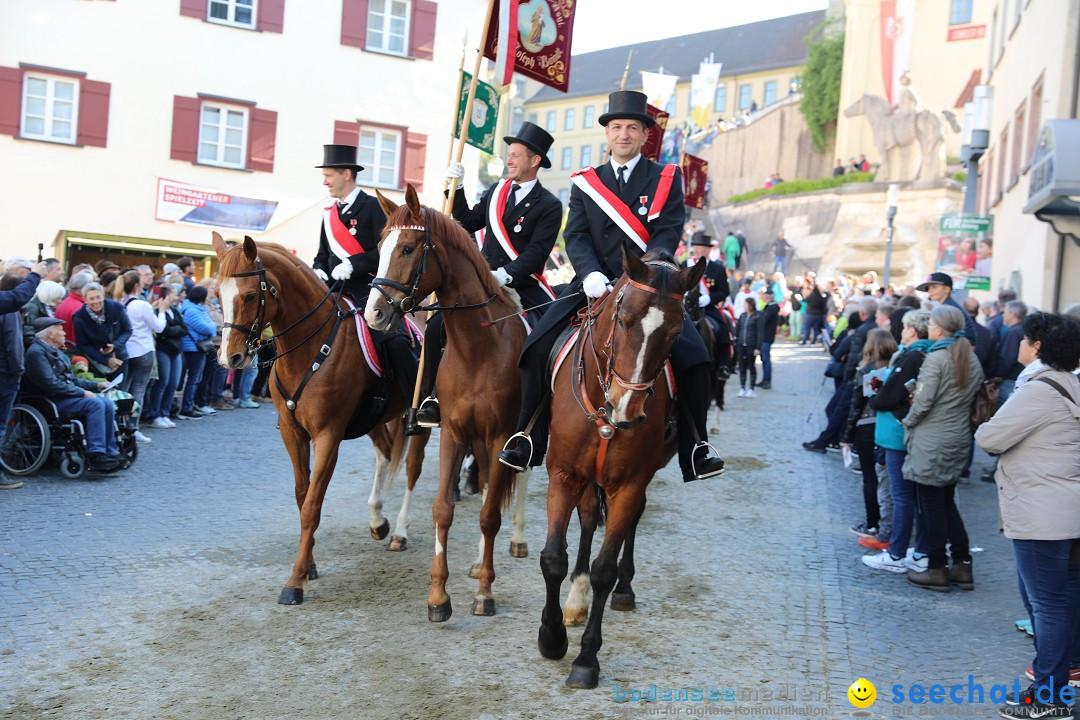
[0,343,1046,719]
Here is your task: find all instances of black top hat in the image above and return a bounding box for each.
[915,271,953,291]
[690,231,713,247]
[598,91,656,129]
[315,144,364,173]
[504,121,554,169]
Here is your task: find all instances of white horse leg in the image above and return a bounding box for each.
[469,483,488,578]
[509,468,530,558]
[563,573,591,627]
[368,445,392,540]
[389,486,413,551]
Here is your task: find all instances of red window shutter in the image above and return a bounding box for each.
[341,0,368,48]
[402,130,427,192]
[76,79,110,148]
[179,0,205,19]
[248,107,277,172]
[258,0,285,33]
[333,120,360,145]
[170,95,200,162]
[0,67,21,137]
[409,0,437,60]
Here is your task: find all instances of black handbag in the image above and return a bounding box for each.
[824,357,845,379]
[196,338,215,353]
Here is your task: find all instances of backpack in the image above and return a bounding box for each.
[970,378,1002,429]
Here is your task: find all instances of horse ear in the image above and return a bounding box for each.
[376,189,398,218]
[683,256,708,291]
[622,244,647,282]
[404,184,422,222]
[243,236,258,261]
[211,231,228,258]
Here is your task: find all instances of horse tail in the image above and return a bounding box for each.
[594,482,607,527]
[494,468,518,514]
[384,422,407,493]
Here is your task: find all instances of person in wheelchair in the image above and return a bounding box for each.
[22,318,125,472]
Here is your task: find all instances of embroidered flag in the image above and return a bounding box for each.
[453,71,500,153]
[681,153,709,210]
[483,0,576,92]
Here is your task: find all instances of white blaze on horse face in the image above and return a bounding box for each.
[364,229,400,328]
[611,306,664,422]
[218,278,239,365]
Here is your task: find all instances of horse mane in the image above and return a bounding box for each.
[219,241,318,281]
[641,249,681,298]
[387,204,518,311]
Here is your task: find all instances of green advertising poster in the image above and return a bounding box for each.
[937,214,993,291]
[454,71,500,154]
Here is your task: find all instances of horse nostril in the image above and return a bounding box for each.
[230,353,243,368]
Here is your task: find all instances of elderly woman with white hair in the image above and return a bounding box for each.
[21,280,66,346]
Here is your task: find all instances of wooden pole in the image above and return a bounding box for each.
[619,49,633,91]
[444,0,498,214]
[446,38,467,167]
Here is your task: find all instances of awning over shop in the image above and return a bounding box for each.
[54,230,220,275]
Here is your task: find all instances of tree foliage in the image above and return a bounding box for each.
[800,21,845,153]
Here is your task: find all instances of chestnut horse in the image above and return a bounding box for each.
[537,249,705,689]
[212,233,428,605]
[365,185,531,622]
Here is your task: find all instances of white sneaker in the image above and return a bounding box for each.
[861,550,908,574]
[737,388,747,398]
[904,548,929,572]
[196,405,217,415]
[150,417,173,430]
[134,431,152,444]
[745,389,756,398]
[165,417,177,428]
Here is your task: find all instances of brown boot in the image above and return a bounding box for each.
[949,560,974,591]
[908,566,950,592]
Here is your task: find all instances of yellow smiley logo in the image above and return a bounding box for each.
[848,678,876,708]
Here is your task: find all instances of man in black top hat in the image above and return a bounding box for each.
[414,122,562,429]
[688,231,733,384]
[497,91,726,482]
[313,144,387,301]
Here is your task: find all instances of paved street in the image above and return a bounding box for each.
[1,343,1042,719]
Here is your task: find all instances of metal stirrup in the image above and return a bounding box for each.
[498,431,533,471]
[692,440,725,478]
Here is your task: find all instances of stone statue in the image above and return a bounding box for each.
[843,79,960,182]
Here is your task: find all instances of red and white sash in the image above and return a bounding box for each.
[322,205,366,263]
[486,179,556,300]
[569,164,677,253]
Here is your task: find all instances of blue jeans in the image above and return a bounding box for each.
[772,254,786,273]
[0,373,20,446]
[196,358,226,407]
[182,351,207,413]
[802,314,824,343]
[150,351,182,419]
[54,395,116,455]
[238,363,257,402]
[885,448,926,558]
[1013,538,1080,699]
[814,381,853,445]
[760,342,773,382]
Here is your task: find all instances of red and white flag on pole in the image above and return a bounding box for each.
[495,0,519,86]
[484,0,576,92]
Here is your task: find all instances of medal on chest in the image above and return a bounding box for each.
[638,196,649,216]
[513,216,524,233]
[349,219,357,236]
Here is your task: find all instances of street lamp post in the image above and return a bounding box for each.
[884,183,900,288]
[961,85,994,214]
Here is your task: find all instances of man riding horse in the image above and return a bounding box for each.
[497,91,726,483]
[689,231,733,375]
[410,121,563,432]
[312,144,419,417]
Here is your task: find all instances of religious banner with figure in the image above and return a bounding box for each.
[681,153,708,209]
[452,71,500,153]
[641,104,669,162]
[937,214,993,290]
[483,0,576,92]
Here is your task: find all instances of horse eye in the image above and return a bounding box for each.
[401,245,414,256]
[244,293,256,304]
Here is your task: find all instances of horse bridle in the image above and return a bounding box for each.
[223,257,279,354]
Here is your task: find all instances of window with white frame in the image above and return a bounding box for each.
[559,188,568,204]
[763,81,777,106]
[580,144,591,167]
[358,128,402,188]
[545,110,556,131]
[367,0,410,55]
[208,0,256,29]
[583,106,594,128]
[714,85,727,113]
[949,0,973,25]
[21,74,79,144]
[561,147,572,170]
[738,84,752,110]
[198,102,248,168]
[564,108,575,131]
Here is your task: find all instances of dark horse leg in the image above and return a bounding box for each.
[538,470,586,661]
[610,501,646,611]
[566,483,647,689]
[563,485,601,627]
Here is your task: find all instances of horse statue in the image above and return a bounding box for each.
[364,186,532,622]
[843,93,960,182]
[536,248,706,689]
[212,233,429,605]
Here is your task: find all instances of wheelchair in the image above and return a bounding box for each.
[0,394,139,479]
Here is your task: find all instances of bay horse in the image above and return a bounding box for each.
[212,233,428,605]
[537,248,706,689]
[365,185,531,622]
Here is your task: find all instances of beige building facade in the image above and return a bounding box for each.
[0,0,485,274]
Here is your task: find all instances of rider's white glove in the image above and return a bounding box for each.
[582,271,610,299]
[331,262,353,281]
[314,268,329,282]
[698,292,711,308]
[492,267,512,286]
[445,162,465,181]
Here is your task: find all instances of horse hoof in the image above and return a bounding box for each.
[388,536,407,551]
[537,625,568,660]
[709,427,720,435]
[452,485,461,502]
[509,541,528,558]
[307,563,318,581]
[562,606,587,627]
[463,480,479,496]
[277,587,304,605]
[471,597,496,616]
[610,592,636,611]
[566,664,600,689]
[428,600,452,623]
[370,519,390,541]
[468,563,481,579]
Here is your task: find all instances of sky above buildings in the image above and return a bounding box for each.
[570,0,830,54]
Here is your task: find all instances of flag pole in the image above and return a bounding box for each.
[444,0,498,214]
[446,36,468,167]
[619,49,633,91]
